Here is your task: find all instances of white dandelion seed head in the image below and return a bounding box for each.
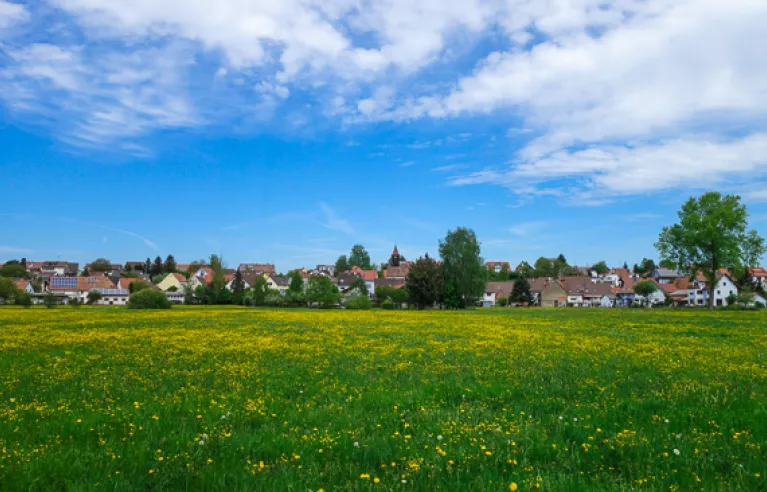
[664,419,670,424]
[573,418,578,422]
[199,440,205,446]
[558,416,563,420]
[353,441,359,448]
[202,433,208,439]
[673,449,680,456]
[437,435,443,441]
[401,479,407,484]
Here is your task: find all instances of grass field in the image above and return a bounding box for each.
[0,307,766,490]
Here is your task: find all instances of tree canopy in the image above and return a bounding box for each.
[164,255,177,273]
[89,258,113,272]
[509,277,534,305]
[406,254,443,309]
[306,276,341,308]
[348,245,372,270]
[439,227,486,308]
[656,192,765,309]
[334,255,350,275]
[592,261,609,275]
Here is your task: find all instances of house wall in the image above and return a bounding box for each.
[157,275,181,292]
[541,282,567,307]
[687,276,739,307]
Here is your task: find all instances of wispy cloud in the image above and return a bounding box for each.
[399,160,417,168]
[509,221,548,237]
[60,218,159,251]
[0,246,34,255]
[432,164,466,172]
[318,202,355,235]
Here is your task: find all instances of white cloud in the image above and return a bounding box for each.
[508,221,547,237]
[0,1,27,29]
[318,202,355,235]
[0,245,33,255]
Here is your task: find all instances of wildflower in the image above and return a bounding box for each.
[199,440,205,446]
[374,477,380,483]
[437,435,443,441]
[354,441,359,448]
[401,479,407,484]
[510,483,519,491]
[673,449,680,456]
[360,473,370,480]
[664,419,670,424]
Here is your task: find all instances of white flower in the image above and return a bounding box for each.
[437,435,443,441]
[664,419,670,424]
[199,440,205,446]
[401,479,407,484]
[353,441,359,448]
[558,416,563,420]
[202,433,208,439]
[573,418,578,422]
[673,449,680,456]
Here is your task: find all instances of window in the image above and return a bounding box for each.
[717,290,721,295]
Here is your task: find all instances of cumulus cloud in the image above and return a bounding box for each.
[0,1,27,29]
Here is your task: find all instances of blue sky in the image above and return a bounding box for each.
[1,0,766,271]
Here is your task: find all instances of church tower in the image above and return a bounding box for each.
[390,245,401,267]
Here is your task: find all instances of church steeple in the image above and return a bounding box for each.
[390,245,401,267]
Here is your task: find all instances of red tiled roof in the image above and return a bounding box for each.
[172,273,187,282]
[659,284,677,295]
[117,277,144,289]
[50,276,115,291]
[487,261,511,270]
[749,267,767,278]
[486,281,515,299]
[350,266,378,281]
[14,279,30,291]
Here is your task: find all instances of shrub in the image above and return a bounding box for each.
[69,296,83,308]
[345,295,372,310]
[263,290,286,307]
[17,292,32,308]
[755,301,765,309]
[381,299,394,310]
[128,289,171,309]
[725,293,738,306]
[497,297,508,307]
[87,290,103,305]
[43,293,57,308]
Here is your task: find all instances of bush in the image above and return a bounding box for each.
[69,296,83,308]
[381,300,394,310]
[345,295,372,310]
[497,297,508,307]
[17,292,32,308]
[87,290,103,305]
[725,293,738,306]
[263,290,286,307]
[128,289,171,309]
[43,293,57,308]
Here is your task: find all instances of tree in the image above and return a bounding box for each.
[188,260,206,275]
[656,192,766,310]
[17,291,32,308]
[658,259,677,269]
[623,261,629,270]
[516,261,534,279]
[306,276,341,308]
[232,269,246,305]
[349,245,372,270]
[128,289,171,309]
[251,276,269,306]
[164,255,177,273]
[90,258,112,272]
[633,258,656,276]
[349,277,369,296]
[557,254,568,264]
[129,280,152,294]
[592,261,609,275]
[289,271,304,294]
[334,255,350,274]
[509,277,534,306]
[533,257,556,277]
[439,227,486,308]
[122,270,138,279]
[87,290,103,305]
[0,278,20,302]
[145,258,152,275]
[151,256,164,277]
[81,267,91,277]
[0,262,28,279]
[406,254,443,309]
[43,292,57,308]
[633,280,659,307]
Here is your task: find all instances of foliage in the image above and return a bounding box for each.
[127,289,171,309]
[164,255,177,273]
[151,275,165,284]
[232,270,246,305]
[334,255,350,275]
[658,259,677,269]
[0,262,29,278]
[633,281,659,307]
[86,290,103,305]
[150,256,164,277]
[250,276,269,306]
[90,258,113,272]
[509,277,534,306]
[262,290,286,307]
[515,261,534,279]
[0,278,20,302]
[439,228,486,308]
[122,271,138,278]
[496,296,508,307]
[43,292,57,308]
[406,254,443,309]
[167,286,178,292]
[284,291,306,307]
[592,261,609,275]
[288,271,304,294]
[487,264,511,281]
[69,296,83,308]
[306,276,341,308]
[344,295,372,310]
[656,192,766,310]
[16,291,32,308]
[188,261,206,275]
[375,286,408,307]
[348,245,372,270]
[380,299,394,310]
[129,281,152,294]
[633,258,657,276]
[348,277,369,296]
[725,293,738,306]
[208,254,227,302]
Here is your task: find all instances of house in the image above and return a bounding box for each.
[48,276,116,303]
[687,271,739,307]
[539,279,567,307]
[166,291,185,304]
[482,281,515,307]
[335,273,370,298]
[266,275,290,295]
[92,289,130,305]
[175,263,191,273]
[238,263,276,275]
[157,273,188,292]
[116,277,148,290]
[313,265,335,277]
[652,268,685,284]
[374,278,406,292]
[14,279,34,293]
[748,267,767,290]
[40,261,79,276]
[561,277,613,307]
[486,261,511,273]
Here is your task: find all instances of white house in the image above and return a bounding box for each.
[687,272,739,307]
[749,268,767,290]
[92,289,130,305]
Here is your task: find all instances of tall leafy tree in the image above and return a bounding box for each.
[208,254,227,303]
[592,261,609,275]
[509,277,534,306]
[334,255,350,274]
[151,256,164,276]
[231,269,245,305]
[164,255,177,273]
[0,278,20,302]
[406,254,443,309]
[348,277,369,296]
[633,258,656,275]
[145,258,152,275]
[306,276,341,308]
[533,257,556,277]
[0,263,28,278]
[289,271,304,294]
[656,192,765,310]
[439,227,487,309]
[251,276,269,306]
[633,281,659,307]
[90,258,112,272]
[349,245,372,270]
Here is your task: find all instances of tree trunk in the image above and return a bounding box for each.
[709,285,715,310]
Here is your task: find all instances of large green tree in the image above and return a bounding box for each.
[231,269,245,305]
[150,256,164,276]
[0,278,20,302]
[334,255,350,274]
[439,227,486,309]
[406,254,443,309]
[509,277,534,306]
[0,262,28,279]
[348,245,372,270]
[592,261,609,275]
[306,276,341,308]
[164,255,177,273]
[289,271,304,294]
[89,258,112,273]
[633,258,656,276]
[633,280,659,307]
[656,192,765,309]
